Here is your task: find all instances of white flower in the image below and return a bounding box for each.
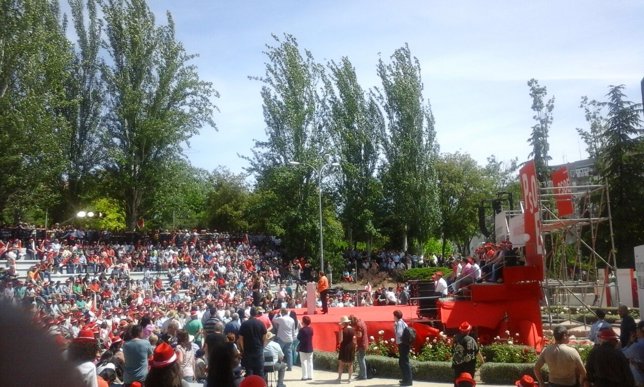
[504,330,510,336]
[515,333,520,337]
[369,336,375,340]
[425,337,430,341]
[494,336,500,340]
[378,330,384,335]
[390,338,395,343]
[508,340,513,345]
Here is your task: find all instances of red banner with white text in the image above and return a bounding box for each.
[519,160,544,280]
[551,167,574,217]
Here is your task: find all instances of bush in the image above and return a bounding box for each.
[479,362,542,384]
[312,351,453,383]
[481,343,538,363]
[399,267,452,281]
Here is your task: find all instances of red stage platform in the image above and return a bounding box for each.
[292,267,544,352]
[292,305,439,352]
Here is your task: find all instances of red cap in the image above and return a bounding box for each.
[455,372,476,385]
[74,328,96,342]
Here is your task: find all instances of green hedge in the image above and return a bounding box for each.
[315,351,549,385]
[313,351,453,383]
[397,267,452,282]
[479,362,542,384]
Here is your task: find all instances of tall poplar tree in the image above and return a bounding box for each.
[0,0,71,222]
[527,78,554,182]
[247,34,341,260]
[325,57,384,250]
[375,44,440,253]
[61,0,105,210]
[100,0,217,229]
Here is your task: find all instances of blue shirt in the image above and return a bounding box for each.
[123,338,153,383]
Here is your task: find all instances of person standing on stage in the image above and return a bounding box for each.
[317,271,329,314]
[433,271,448,296]
[394,310,413,386]
[350,315,369,380]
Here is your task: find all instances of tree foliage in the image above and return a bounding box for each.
[527,78,554,182]
[59,0,105,215]
[593,85,644,265]
[436,152,492,255]
[247,34,342,264]
[100,0,217,229]
[325,57,384,250]
[375,44,440,253]
[0,0,72,223]
[205,167,250,232]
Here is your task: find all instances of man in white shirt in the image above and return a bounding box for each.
[272,308,296,370]
[433,271,448,296]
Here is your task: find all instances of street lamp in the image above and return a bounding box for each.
[289,157,340,274]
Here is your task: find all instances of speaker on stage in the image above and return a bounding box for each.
[417,280,438,318]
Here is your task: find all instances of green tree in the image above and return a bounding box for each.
[527,78,554,182]
[0,0,72,223]
[595,85,644,266]
[100,0,217,229]
[205,167,250,232]
[436,152,490,255]
[325,57,384,251]
[375,44,440,253]
[577,96,607,160]
[146,159,212,229]
[247,34,342,264]
[60,0,105,212]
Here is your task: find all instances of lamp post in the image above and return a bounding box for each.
[289,157,339,274]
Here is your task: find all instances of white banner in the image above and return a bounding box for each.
[635,245,644,316]
[509,214,527,246]
[494,211,509,241]
[306,282,317,315]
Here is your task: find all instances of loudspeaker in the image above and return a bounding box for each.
[417,280,437,318]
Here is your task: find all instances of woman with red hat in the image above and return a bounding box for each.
[145,342,191,387]
[68,328,100,387]
[451,321,483,381]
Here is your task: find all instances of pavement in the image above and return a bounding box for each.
[190,365,510,387]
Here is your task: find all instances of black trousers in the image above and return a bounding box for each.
[321,289,329,313]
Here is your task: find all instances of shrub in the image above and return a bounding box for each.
[312,351,453,383]
[399,267,452,281]
[479,362,542,384]
[415,334,453,362]
[481,343,538,363]
[366,330,398,357]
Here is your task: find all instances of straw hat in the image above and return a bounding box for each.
[339,316,350,325]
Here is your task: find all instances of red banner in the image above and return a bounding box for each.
[520,160,544,280]
[551,167,574,217]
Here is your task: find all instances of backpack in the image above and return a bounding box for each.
[402,326,416,345]
[366,360,377,379]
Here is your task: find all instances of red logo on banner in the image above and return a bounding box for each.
[520,160,544,280]
[551,167,574,217]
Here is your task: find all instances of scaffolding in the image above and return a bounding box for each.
[538,181,618,310]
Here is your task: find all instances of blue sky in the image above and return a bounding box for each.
[146,0,644,176]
